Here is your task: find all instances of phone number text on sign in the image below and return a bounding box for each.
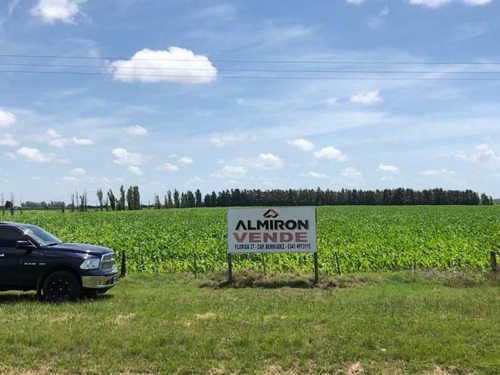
[227,207,317,254]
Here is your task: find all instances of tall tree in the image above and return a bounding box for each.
[119,185,126,211]
[107,189,116,211]
[96,189,104,211]
[133,186,141,210]
[173,189,180,208]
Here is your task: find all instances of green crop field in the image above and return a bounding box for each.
[3,205,499,275]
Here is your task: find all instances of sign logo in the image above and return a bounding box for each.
[263,209,279,218]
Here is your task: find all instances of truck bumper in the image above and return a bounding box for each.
[82,273,119,289]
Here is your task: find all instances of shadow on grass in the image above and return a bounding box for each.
[0,292,114,305]
[0,293,38,304]
[199,270,377,290]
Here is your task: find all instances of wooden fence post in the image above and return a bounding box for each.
[490,252,498,273]
[121,251,126,278]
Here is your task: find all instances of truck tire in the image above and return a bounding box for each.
[42,271,81,303]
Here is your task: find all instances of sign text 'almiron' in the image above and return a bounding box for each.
[227,207,317,254]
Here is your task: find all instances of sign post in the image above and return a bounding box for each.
[227,207,318,284]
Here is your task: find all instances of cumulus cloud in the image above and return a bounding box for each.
[377,164,399,173]
[62,176,79,182]
[346,0,364,4]
[108,47,217,84]
[28,129,94,148]
[0,134,18,147]
[30,0,86,24]
[124,125,147,136]
[287,138,315,151]
[421,168,457,176]
[156,163,179,171]
[0,109,16,128]
[70,167,85,175]
[112,148,151,165]
[210,165,248,178]
[454,144,500,167]
[409,0,490,8]
[17,147,56,163]
[72,137,94,145]
[300,171,328,179]
[254,153,283,170]
[128,166,143,176]
[313,146,348,162]
[350,90,382,105]
[178,156,193,165]
[210,132,247,147]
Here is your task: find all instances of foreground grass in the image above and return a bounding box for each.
[1,272,500,374]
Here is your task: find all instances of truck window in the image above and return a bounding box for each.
[0,227,26,248]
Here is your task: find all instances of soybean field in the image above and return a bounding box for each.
[4,205,499,274]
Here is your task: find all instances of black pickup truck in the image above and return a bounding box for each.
[0,221,119,302]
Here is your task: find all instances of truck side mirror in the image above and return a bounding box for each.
[16,240,36,250]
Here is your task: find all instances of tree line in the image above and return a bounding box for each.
[4,186,495,215]
[151,187,493,208]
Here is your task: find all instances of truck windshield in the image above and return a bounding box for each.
[22,226,62,246]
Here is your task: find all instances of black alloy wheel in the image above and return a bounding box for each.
[42,271,81,303]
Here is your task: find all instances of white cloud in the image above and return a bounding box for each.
[157,163,179,172]
[70,168,85,176]
[421,169,457,176]
[62,176,79,182]
[210,165,248,178]
[124,125,147,136]
[300,171,328,179]
[178,156,193,165]
[409,0,490,7]
[350,90,382,105]
[254,153,283,170]
[128,166,143,176]
[30,0,86,24]
[0,134,18,147]
[313,146,348,162]
[346,0,364,5]
[17,147,55,163]
[0,109,16,128]
[72,137,94,146]
[108,47,217,84]
[409,0,451,7]
[29,129,94,148]
[187,176,205,184]
[210,132,247,147]
[287,138,315,151]
[112,148,151,165]
[454,144,500,167]
[377,164,399,173]
[463,0,491,4]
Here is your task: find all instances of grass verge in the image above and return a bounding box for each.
[0,271,499,374]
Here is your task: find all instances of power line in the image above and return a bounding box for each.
[1,69,500,81]
[0,53,499,65]
[0,62,498,74]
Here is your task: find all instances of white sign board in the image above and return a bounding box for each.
[227,207,317,254]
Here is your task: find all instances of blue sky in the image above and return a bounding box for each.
[0,0,499,204]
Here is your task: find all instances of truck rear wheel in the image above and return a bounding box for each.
[42,271,81,303]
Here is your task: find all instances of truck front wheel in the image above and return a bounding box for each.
[42,271,81,303]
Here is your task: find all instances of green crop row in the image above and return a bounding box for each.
[4,205,499,274]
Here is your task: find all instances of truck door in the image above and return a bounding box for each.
[0,227,26,288]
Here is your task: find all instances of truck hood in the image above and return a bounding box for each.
[46,243,113,257]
